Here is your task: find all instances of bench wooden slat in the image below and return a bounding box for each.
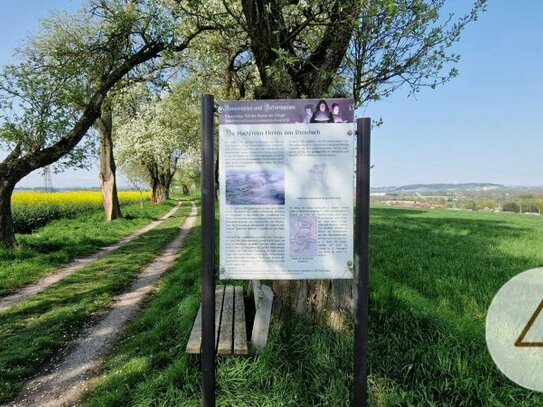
[215,285,225,351]
[233,286,248,355]
[186,304,202,354]
[187,282,271,356]
[217,285,234,355]
[186,285,225,354]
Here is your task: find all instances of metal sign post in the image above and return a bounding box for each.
[354,117,371,407]
[201,94,216,407]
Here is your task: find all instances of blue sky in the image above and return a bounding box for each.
[1,0,542,188]
[365,0,543,187]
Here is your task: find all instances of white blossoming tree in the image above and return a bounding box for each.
[115,83,199,204]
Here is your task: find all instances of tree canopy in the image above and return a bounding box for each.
[0,0,486,256]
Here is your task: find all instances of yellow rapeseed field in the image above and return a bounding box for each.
[12,190,149,206]
[12,190,151,233]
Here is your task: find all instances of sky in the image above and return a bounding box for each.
[1,0,542,188]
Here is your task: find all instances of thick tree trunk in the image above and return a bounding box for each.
[272,279,355,330]
[241,0,359,329]
[150,178,167,204]
[159,165,177,202]
[150,178,159,204]
[96,101,122,222]
[182,184,190,195]
[163,177,171,200]
[157,174,171,202]
[0,180,17,248]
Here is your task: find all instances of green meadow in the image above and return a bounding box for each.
[0,200,176,296]
[79,207,543,406]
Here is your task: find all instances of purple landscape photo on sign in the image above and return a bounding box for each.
[218,98,354,125]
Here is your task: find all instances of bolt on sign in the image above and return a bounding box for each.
[218,98,355,280]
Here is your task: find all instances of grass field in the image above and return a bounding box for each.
[0,200,192,402]
[79,207,543,406]
[0,200,177,296]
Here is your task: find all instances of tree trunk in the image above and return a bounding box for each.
[151,178,160,204]
[163,176,171,200]
[150,178,167,204]
[182,184,190,195]
[272,279,355,330]
[158,164,177,202]
[96,101,122,222]
[241,0,359,329]
[0,180,17,248]
[157,174,170,202]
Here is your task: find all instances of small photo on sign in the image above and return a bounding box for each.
[302,99,350,124]
[289,214,317,258]
[225,170,285,205]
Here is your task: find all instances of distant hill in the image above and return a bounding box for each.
[372,183,505,192]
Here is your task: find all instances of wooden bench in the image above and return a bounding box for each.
[186,281,273,356]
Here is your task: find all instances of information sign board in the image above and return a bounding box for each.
[219,98,355,280]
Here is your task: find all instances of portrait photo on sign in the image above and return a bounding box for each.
[297,99,353,124]
[225,169,285,205]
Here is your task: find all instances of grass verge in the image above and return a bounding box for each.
[82,207,543,406]
[0,202,191,403]
[0,200,177,296]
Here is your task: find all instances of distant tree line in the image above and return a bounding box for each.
[455,196,543,213]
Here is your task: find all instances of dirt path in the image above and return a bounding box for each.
[8,202,197,407]
[0,202,182,313]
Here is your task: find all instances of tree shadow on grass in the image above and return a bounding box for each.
[0,224,182,403]
[371,207,429,217]
[81,208,543,406]
[371,208,539,312]
[366,207,543,406]
[0,206,191,296]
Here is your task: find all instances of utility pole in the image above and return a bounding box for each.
[43,166,53,192]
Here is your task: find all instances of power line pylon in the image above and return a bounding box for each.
[43,166,53,192]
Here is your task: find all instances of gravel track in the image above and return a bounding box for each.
[6,202,197,407]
